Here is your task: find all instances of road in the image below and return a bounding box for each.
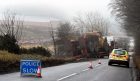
[0,58,133,81]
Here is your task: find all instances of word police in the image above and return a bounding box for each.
[20,60,41,75]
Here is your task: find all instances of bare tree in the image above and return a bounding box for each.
[110,0,140,54]
[48,21,57,56]
[0,10,24,54]
[74,14,87,34]
[57,22,75,56]
[0,10,24,41]
[74,12,110,35]
[57,22,73,39]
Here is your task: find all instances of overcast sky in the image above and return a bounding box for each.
[0,0,126,35]
[0,0,112,21]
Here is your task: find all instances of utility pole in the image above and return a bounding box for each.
[114,37,115,49]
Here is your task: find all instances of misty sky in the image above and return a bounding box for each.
[0,0,111,21]
[0,0,125,35]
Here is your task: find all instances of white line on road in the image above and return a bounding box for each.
[57,73,77,81]
[95,64,100,67]
[82,68,89,72]
[57,64,102,81]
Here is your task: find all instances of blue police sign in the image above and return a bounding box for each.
[20,60,41,76]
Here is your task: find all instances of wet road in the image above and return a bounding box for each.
[0,58,133,81]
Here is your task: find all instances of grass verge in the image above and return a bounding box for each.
[0,51,76,74]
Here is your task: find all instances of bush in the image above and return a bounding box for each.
[20,46,51,57]
[0,34,20,54]
[29,47,51,57]
[20,48,28,54]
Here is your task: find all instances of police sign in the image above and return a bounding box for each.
[20,60,41,76]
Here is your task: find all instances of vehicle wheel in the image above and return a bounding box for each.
[108,62,112,65]
[126,62,129,68]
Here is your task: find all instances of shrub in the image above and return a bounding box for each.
[20,46,51,57]
[20,48,28,54]
[0,34,20,54]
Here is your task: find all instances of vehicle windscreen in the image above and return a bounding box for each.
[114,50,126,55]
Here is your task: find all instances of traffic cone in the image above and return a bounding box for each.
[88,61,93,69]
[37,66,42,78]
[98,60,101,64]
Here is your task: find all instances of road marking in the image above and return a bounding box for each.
[82,68,89,72]
[57,63,102,81]
[95,64,100,67]
[57,73,77,81]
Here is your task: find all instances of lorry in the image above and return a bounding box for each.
[71,31,110,58]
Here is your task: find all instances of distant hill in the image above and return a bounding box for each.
[21,21,60,41]
[0,20,60,41]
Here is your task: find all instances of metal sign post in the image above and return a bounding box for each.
[20,60,41,76]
